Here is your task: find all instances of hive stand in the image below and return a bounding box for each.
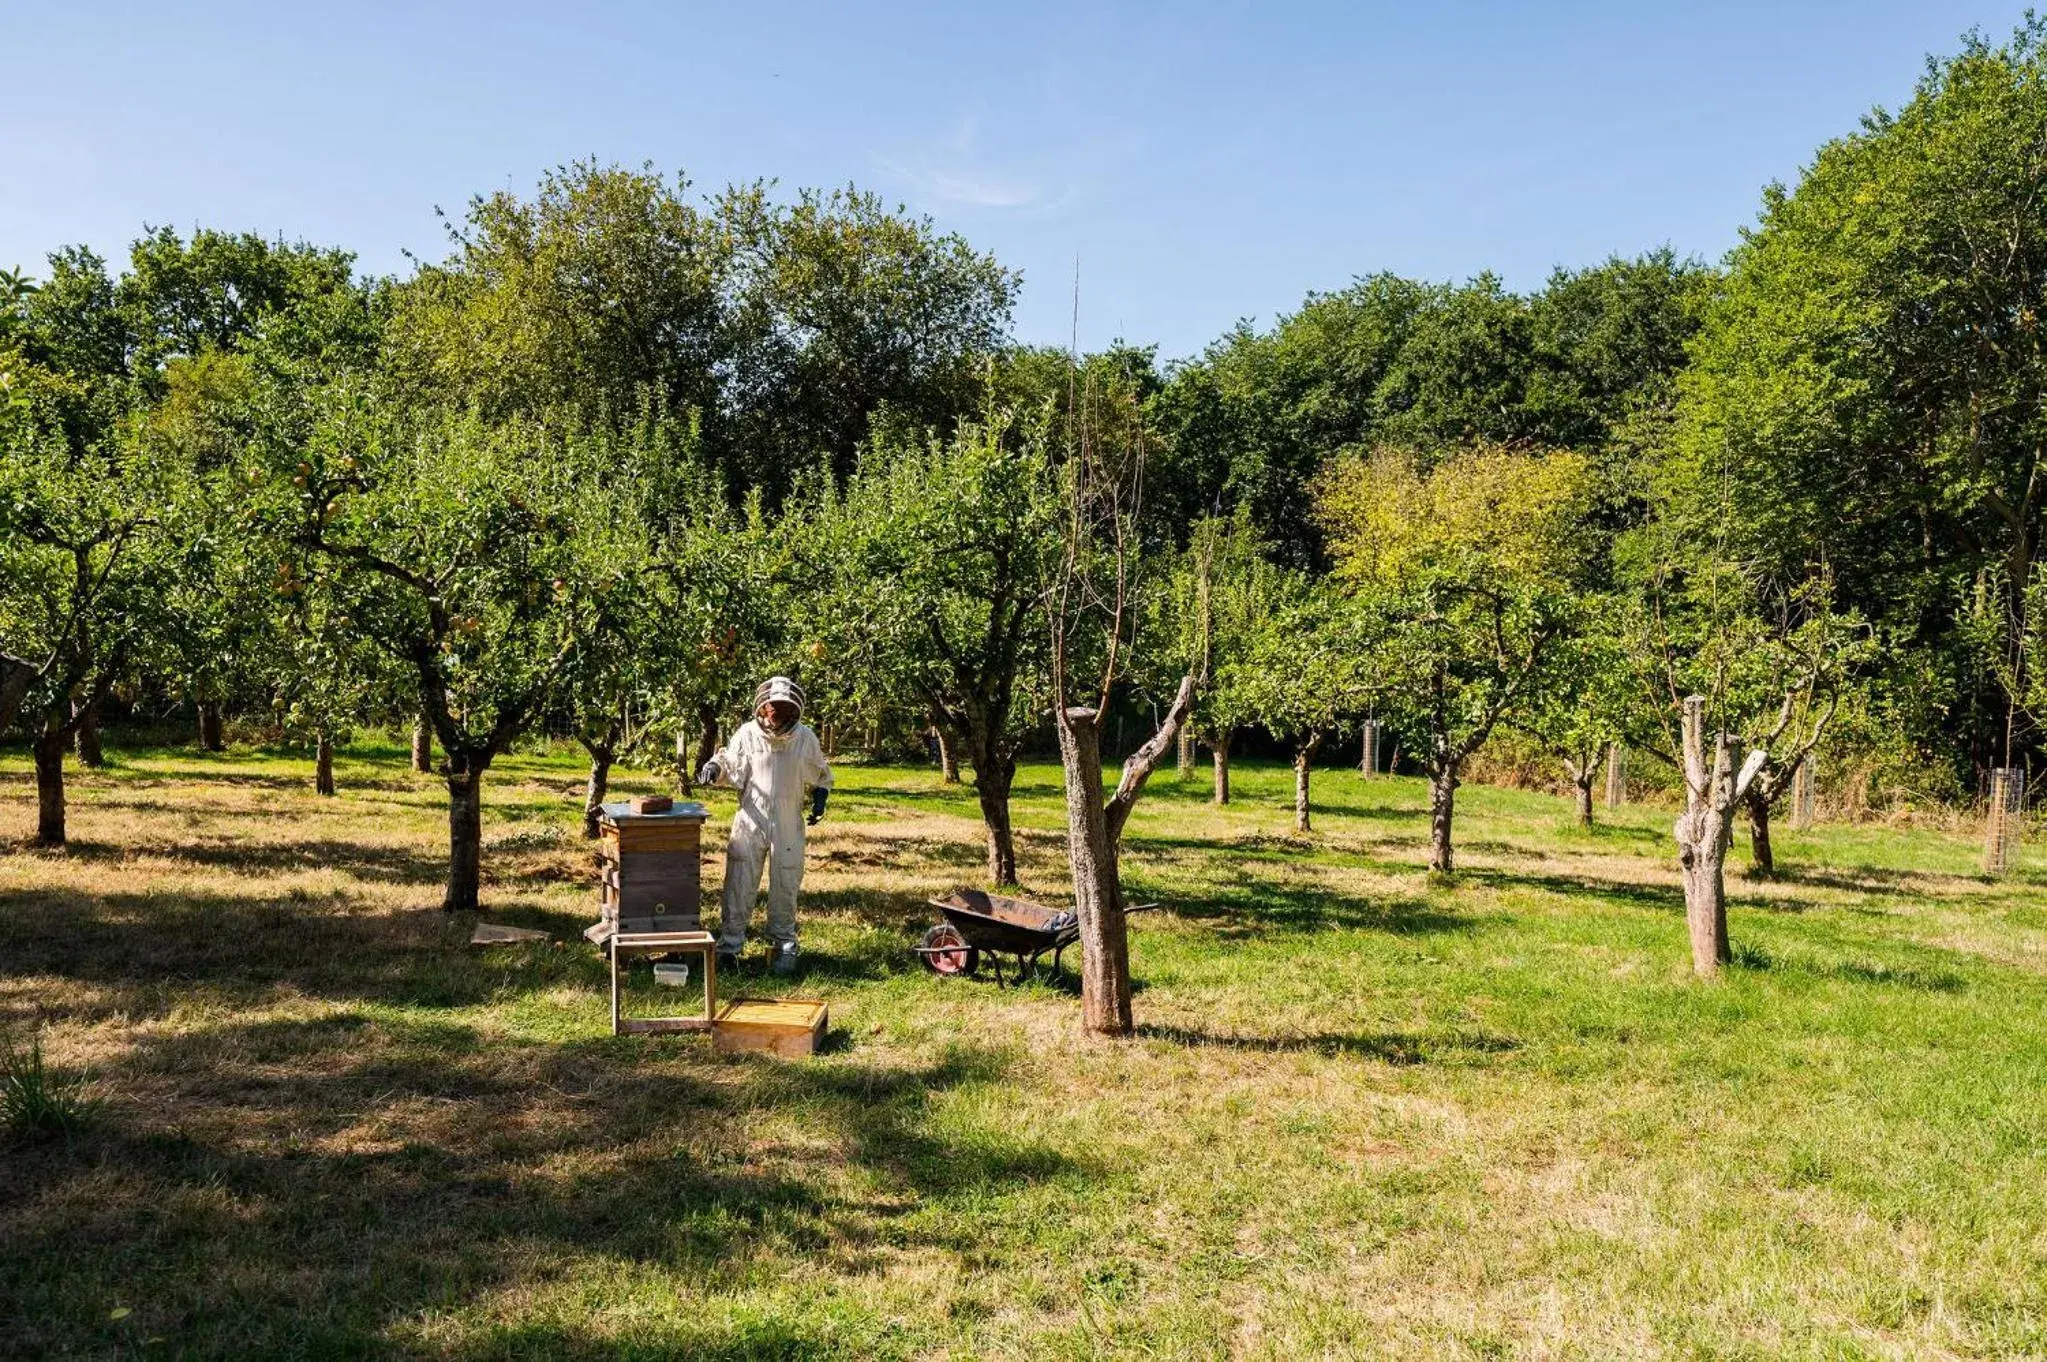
[610,930,719,1036]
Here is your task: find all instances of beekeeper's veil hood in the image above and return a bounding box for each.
[753,676,806,733]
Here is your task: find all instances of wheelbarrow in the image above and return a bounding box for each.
[914,889,1159,988]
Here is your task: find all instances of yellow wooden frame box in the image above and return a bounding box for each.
[712,998,829,1057]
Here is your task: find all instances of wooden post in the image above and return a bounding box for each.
[1790,755,1816,831]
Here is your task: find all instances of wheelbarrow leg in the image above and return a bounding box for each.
[1050,942,1068,981]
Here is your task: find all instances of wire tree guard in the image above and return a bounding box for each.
[1984,767,2026,875]
[1604,742,1626,809]
[1360,719,1380,777]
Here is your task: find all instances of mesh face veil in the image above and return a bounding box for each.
[753,677,805,733]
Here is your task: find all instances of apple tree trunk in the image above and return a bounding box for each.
[1427,761,1459,874]
[974,751,1018,885]
[1564,758,1595,829]
[444,761,487,912]
[33,718,67,847]
[673,711,721,795]
[580,738,615,839]
[196,699,224,752]
[73,695,105,769]
[1293,731,1323,833]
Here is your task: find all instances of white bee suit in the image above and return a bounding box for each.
[709,719,833,951]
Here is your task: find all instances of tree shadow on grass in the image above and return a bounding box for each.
[801,886,960,938]
[47,825,591,896]
[1728,942,1968,993]
[70,797,336,822]
[1458,866,1680,914]
[813,834,989,874]
[82,759,431,800]
[1455,837,1561,860]
[1770,863,1989,896]
[1,1013,1071,1358]
[1136,1021,1519,1067]
[1543,819,1670,852]
[1159,871,1483,939]
[0,883,597,1019]
[1121,830,1431,883]
[437,1318,897,1360]
[114,765,310,793]
[49,829,447,880]
[1739,894,1899,919]
[245,769,438,798]
[833,775,1068,804]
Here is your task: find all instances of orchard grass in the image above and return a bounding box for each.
[2,740,2044,1360]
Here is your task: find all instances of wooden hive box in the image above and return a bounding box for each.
[712,997,829,1057]
[586,800,710,945]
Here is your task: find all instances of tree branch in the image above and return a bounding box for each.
[1104,671,1196,845]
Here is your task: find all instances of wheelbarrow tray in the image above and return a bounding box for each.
[918,889,1078,986]
[930,889,1080,953]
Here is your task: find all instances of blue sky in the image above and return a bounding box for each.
[1,1,2024,359]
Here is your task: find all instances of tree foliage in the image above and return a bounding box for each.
[385,163,1017,499]
[816,407,1061,881]
[1674,19,2047,778]
[245,396,640,906]
[1318,443,1595,871]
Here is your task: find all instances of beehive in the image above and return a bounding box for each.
[584,800,710,945]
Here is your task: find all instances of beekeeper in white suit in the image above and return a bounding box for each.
[699,676,833,976]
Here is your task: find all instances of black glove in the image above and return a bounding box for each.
[808,787,829,825]
[697,758,722,787]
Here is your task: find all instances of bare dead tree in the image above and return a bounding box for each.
[1672,685,1835,973]
[1047,319,1205,1036]
[1640,568,1853,976]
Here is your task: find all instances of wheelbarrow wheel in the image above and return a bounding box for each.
[918,923,978,977]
